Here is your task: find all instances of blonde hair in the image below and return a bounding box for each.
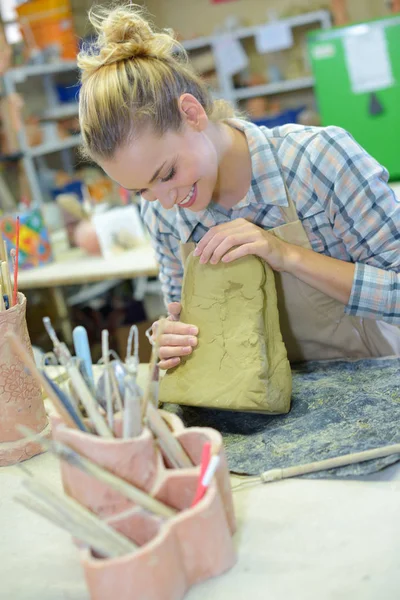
[78,3,235,160]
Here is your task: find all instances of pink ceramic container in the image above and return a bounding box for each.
[0,293,50,466]
[81,473,236,600]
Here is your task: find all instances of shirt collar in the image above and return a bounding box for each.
[175,118,288,242]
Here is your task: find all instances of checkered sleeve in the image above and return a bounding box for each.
[139,200,183,307]
[306,127,400,323]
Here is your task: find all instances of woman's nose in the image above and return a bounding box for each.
[157,188,177,210]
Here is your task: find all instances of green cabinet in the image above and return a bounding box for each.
[308,16,400,181]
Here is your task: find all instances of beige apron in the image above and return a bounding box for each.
[181,186,400,363]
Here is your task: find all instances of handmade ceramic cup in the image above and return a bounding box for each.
[81,473,236,600]
[0,293,50,466]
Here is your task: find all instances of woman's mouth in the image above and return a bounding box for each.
[178,183,197,209]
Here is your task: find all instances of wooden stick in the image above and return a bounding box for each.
[15,494,116,559]
[19,426,177,519]
[21,475,136,556]
[259,443,400,483]
[146,403,193,469]
[0,234,5,262]
[52,439,177,518]
[1,261,12,305]
[0,283,5,311]
[66,361,113,438]
[6,332,79,429]
[123,378,142,439]
[12,215,20,306]
[141,318,166,417]
[101,330,114,429]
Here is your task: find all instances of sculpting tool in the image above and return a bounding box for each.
[72,325,94,386]
[141,318,166,417]
[0,283,5,311]
[232,442,400,490]
[190,442,212,507]
[18,464,137,556]
[146,403,193,469]
[42,372,88,432]
[123,377,142,439]
[1,261,12,305]
[126,324,139,374]
[101,329,114,429]
[20,427,177,518]
[12,215,19,306]
[191,454,220,507]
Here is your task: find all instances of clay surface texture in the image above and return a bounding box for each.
[160,253,292,413]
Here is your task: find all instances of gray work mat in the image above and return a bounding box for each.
[164,357,400,478]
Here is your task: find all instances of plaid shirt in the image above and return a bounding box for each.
[140,119,400,324]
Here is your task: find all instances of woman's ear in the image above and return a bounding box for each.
[178,94,208,131]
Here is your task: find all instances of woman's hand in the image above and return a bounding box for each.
[193,218,295,272]
[152,302,198,370]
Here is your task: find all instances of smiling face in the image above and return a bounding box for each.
[100,95,222,213]
[101,123,219,212]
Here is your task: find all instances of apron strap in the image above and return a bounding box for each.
[280,180,300,224]
[180,242,196,265]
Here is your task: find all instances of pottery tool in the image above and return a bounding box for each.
[12,215,19,306]
[190,442,212,507]
[20,426,177,518]
[96,358,127,411]
[72,325,94,387]
[146,403,193,469]
[15,494,120,559]
[123,377,142,439]
[1,260,12,305]
[191,455,220,507]
[42,372,88,432]
[232,442,400,489]
[101,329,114,429]
[42,316,112,438]
[6,331,79,429]
[18,465,137,557]
[126,324,139,375]
[43,316,72,364]
[141,318,166,417]
[0,283,5,311]
[66,360,113,438]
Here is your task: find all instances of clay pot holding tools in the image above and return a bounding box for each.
[0,293,50,466]
[52,412,235,534]
[81,472,236,600]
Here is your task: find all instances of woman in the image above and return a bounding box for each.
[78,5,400,368]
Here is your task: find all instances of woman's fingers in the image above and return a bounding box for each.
[159,357,181,370]
[160,333,198,347]
[159,344,193,360]
[167,302,182,321]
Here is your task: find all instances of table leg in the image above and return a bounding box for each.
[50,286,73,346]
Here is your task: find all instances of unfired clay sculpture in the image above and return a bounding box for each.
[160,253,292,413]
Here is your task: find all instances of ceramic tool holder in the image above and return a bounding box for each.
[0,293,50,466]
[81,474,236,600]
[52,412,236,599]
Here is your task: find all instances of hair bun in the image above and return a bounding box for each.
[78,4,179,74]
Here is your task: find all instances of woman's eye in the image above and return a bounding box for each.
[161,167,176,183]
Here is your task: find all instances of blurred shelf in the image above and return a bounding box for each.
[234,76,315,100]
[26,134,82,157]
[5,61,78,83]
[40,104,79,120]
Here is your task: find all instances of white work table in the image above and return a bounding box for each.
[1,365,400,600]
[18,244,159,290]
